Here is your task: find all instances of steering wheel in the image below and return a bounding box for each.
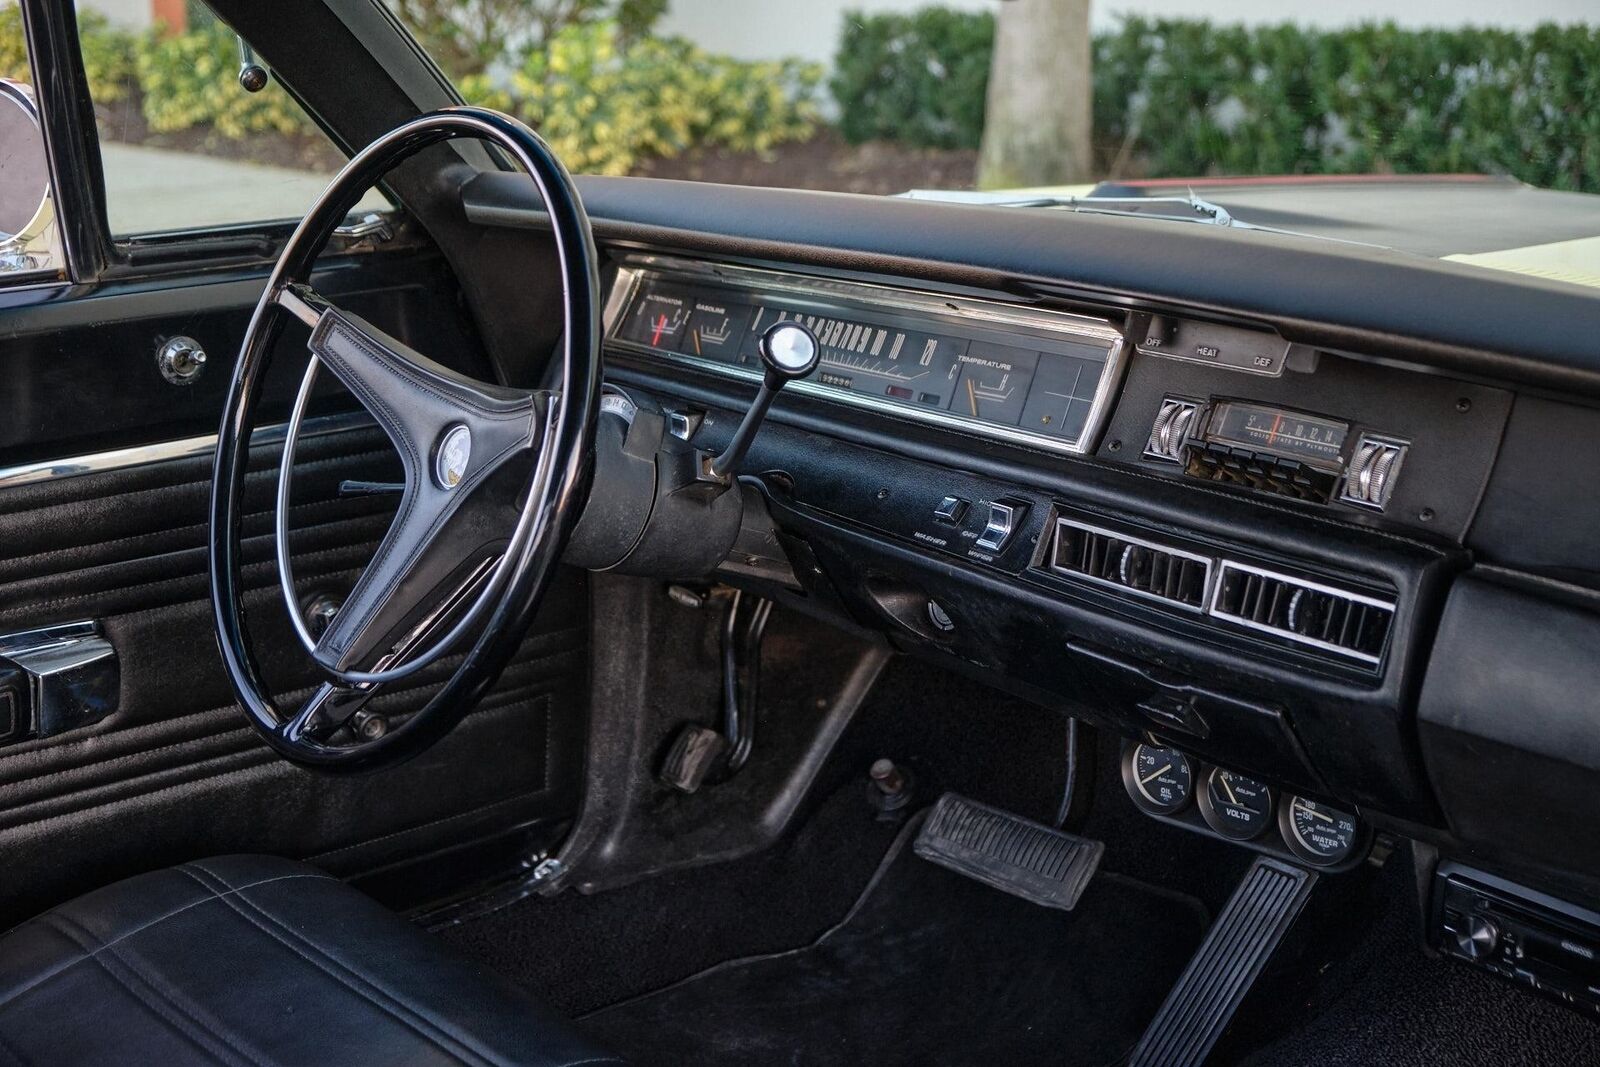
[208,107,600,771]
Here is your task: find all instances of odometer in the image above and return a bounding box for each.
[1205,401,1349,470]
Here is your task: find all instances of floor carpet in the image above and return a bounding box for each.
[583,811,1210,1067]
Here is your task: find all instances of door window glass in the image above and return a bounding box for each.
[72,2,384,237]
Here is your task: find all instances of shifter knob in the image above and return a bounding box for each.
[758,321,820,383]
[709,321,820,479]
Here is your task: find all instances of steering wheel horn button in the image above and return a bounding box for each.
[434,424,473,490]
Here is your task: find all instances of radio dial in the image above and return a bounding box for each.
[1455,914,1500,959]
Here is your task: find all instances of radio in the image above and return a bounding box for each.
[1433,862,1600,1015]
[1145,395,1408,512]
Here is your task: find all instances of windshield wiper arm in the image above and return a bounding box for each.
[898,188,1392,251]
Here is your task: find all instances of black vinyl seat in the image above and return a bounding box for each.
[0,855,620,1066]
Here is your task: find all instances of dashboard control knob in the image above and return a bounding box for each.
[975,501,1019,552]
[1455,915,1500,959]
[1145,396,1199,463]
[933,495,968,524]
[1338,434,1408,510]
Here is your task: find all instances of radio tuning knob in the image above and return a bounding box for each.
[1455,914,1500,959]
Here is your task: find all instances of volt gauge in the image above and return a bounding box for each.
[1199,767,1274,840]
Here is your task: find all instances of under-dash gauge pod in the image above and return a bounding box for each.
[1198,767,1274,840]
[1122,743,1194,816]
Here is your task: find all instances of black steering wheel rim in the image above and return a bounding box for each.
[208,107,600,772]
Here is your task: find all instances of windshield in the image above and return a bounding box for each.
[384,2,1599,284]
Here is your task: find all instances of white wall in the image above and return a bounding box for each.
[660,0,1599,68]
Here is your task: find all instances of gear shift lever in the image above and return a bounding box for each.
[709,321,820,479]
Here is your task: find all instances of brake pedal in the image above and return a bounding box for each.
[913,793,1104,910]
[659,724,727,794]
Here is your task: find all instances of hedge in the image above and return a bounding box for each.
[835,10,1600,192]
[463,21,822,176]
[0,14,820,175]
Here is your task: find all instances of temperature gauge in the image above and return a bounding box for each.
[1280,795,1362,866]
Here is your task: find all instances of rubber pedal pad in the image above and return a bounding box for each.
[913,792,1104,910]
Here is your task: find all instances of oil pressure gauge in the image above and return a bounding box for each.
[1122,743,1194,816]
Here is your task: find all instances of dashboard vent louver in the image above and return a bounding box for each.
[1209,561,1394,663]
[1050,520,1210,610]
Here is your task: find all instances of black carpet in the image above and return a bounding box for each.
[1226,849,1600,1067]
[584,812,1210,1067]
[436,781,905,1016]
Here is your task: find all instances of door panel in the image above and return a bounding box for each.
[0,256,586,927]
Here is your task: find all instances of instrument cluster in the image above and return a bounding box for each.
[604,256,1127,457]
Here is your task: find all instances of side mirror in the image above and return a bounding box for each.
[0,79,54,254]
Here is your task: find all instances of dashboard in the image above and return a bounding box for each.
[526,174,1600,1007]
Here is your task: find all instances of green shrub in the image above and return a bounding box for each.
[834,10,1600,192]
[0,6,30,83]
[0,8,136,102]
[136,21,311,138]
[830,7,993,149]
[506,21,821,176]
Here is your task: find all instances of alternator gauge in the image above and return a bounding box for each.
[1199,768,1274,840]
[1123,743,1194,816]
[1281,795,1361,866]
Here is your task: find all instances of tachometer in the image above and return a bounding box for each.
[1280,795,1361,866]
[1122,743,1194,816]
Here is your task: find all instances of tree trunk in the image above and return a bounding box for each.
[977,0,1093,190]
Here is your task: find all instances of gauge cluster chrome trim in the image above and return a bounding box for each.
[603,255,1128,458]
[0,411,376,490]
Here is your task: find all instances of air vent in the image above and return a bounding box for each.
[1145,397,1200,462]
[1050,519,1211,610]
[1209,561,1394,663]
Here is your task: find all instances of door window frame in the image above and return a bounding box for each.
[15,0,400,286]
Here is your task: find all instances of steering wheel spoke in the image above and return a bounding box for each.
[284,682,379,744]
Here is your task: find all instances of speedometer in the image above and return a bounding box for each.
[1205,400,1349,470]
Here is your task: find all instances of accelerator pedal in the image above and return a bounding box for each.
[913,793,1104,910]
[1129,857,1318,1067]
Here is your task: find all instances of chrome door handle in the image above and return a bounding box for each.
[0,621,118,742]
